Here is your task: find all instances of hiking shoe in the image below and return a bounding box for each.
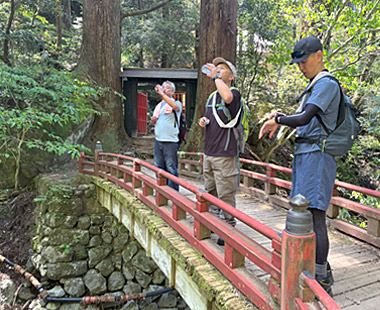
[316,272,334,298]
[217,238,225,246]
[327,262,334,285]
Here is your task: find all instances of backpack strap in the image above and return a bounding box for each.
[173,109,179,128]
[211,89,242,128]
[296,71,332,112]
[206,91,217,107]
[312,75,344,136]
[171,100,181,128]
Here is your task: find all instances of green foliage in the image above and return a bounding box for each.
[34,183,76,206]
[59,243,72,254]
[121,0,199,67]
[350,190,380,209]
[359,88,380,138]
[0,0,82,68]
[237,0,293,108]
[0,62,102,189]
[338,208,367,228]
[336,135,380,187]
[238,0,380,171]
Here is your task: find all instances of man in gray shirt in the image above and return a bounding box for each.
[259,36,339,297]
[151,81,182,191]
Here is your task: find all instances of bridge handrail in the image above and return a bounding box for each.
[178,152,380,249]
[80,151,283,308]
[79,151,345,310]
[296,271,341,309]
[98,152,282,243]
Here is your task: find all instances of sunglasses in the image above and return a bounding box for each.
[291,50,306,59]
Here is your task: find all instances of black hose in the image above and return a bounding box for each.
[45,287,173,304]
[0,253,48,299]
[1,253,173,305]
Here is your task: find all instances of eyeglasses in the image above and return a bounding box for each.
[291,50,306,59]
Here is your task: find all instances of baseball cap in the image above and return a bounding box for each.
[212,57,237,77]
[290,36,323,64]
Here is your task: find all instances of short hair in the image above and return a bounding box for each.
[163,80,175,92]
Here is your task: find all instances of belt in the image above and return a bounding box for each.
[295,137,320,144]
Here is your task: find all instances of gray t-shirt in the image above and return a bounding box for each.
[154,101,182,142]
[295,77,340,155]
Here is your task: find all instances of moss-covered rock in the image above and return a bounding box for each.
[88,245,112,268]
[46,261,88,280]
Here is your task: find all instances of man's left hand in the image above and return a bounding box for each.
[259,119,279,139]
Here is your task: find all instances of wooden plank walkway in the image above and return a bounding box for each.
[177,176,380,309]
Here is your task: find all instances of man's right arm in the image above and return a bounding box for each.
[215,79,233,103]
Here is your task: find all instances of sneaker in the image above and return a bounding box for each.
[217,238,225,246]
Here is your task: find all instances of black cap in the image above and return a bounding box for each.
[290,36,323,64]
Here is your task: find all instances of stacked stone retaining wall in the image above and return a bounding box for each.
[28,173,188,310]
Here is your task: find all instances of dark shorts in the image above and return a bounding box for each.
[290,151,336,211]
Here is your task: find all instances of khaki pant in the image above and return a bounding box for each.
[203,155,238,227]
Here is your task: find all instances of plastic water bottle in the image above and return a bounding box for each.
[201,65,210,75]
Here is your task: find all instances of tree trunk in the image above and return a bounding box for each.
[63,0,72,30]
[56,0,62,52]
[161,5,169,68]
[1,0,15,65]
[185,0,238,151]
[77,0,126,151]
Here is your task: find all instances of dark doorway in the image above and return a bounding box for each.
[121,68,197,138]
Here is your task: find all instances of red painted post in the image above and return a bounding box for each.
[281,194,315,310]
[132,160,142,189]
[269,238,282,304]
[194,191,210,240]
[155,171,168,207]
[265,165,276,199]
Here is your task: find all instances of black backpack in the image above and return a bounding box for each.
[307,75,361,157]
[173,111,187,145]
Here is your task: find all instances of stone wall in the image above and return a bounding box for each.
[28,173,188,310]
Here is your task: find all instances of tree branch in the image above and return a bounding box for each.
[322,0,347,47]
[122,0,174,20]
[330,38,380,73]
[328,28,380,60]
[366,0,380,21]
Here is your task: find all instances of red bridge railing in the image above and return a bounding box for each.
[177,152,380,249]
[79,151,343,309]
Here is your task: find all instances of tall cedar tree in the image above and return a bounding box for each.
[186,0,238,151]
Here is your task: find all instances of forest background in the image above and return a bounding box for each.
[0,0,379,223]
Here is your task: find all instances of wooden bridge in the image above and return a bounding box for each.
[79,151,380,310]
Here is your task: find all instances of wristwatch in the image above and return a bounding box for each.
[275,113,285,124]
[213,74,222,81]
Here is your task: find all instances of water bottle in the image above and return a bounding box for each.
[201,64,210,75]
[154,86,165,94]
